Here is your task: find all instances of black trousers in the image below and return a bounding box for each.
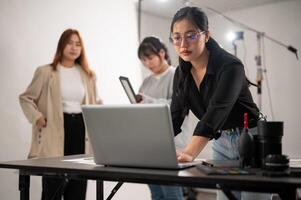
[41,113,87,200]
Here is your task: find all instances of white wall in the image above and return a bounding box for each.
[140,12,178,68]
[141,0,301,158]
[0,0,151,199]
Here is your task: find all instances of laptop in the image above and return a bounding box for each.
[82,104,202,169]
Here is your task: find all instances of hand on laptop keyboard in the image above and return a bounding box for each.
[176,150,194,163]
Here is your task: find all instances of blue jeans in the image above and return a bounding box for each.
[212,128,271,200]
[148,184,184,200]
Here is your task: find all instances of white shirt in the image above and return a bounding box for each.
[59,64,85,113]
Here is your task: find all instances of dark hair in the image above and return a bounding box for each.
[138,36,171,65]
[51,28,93,77]
[170,7,209,111]
[170,6,209,34]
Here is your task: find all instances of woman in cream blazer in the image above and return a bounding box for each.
[19,28,101,200]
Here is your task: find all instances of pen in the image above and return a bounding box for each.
[202,161,214,167]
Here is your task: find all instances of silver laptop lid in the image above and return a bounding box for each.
[82,104,179,169]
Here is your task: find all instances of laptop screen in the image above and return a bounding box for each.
[82,104,181,169]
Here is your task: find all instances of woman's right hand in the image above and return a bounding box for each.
[138,93,155,103]
[36,116,47,129]
[136,94,143,103]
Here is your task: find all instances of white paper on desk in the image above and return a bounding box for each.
[62,157,103,166]
[290,158,301,168]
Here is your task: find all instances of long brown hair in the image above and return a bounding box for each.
[51,28,93,77]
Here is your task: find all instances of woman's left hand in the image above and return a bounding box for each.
[177,136,209,162]
[176,150,194,162]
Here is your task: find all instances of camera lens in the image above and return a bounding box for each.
[257,121,283,167]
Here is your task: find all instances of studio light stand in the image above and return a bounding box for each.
[255,32,264,110]
[137,0,143,42]
[229,31,258,89]
[230,31,244,57]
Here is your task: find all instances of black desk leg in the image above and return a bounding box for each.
[97,180,104,200]
[279,187,296,200]
[19,174,30,200]
[222,189,238,200]
[107,182,123,200]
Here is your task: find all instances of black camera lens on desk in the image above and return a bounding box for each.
[257,121,283,167]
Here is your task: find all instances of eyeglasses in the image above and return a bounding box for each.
[169,31,206,46]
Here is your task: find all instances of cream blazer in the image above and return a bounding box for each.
[19,64,101,158]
